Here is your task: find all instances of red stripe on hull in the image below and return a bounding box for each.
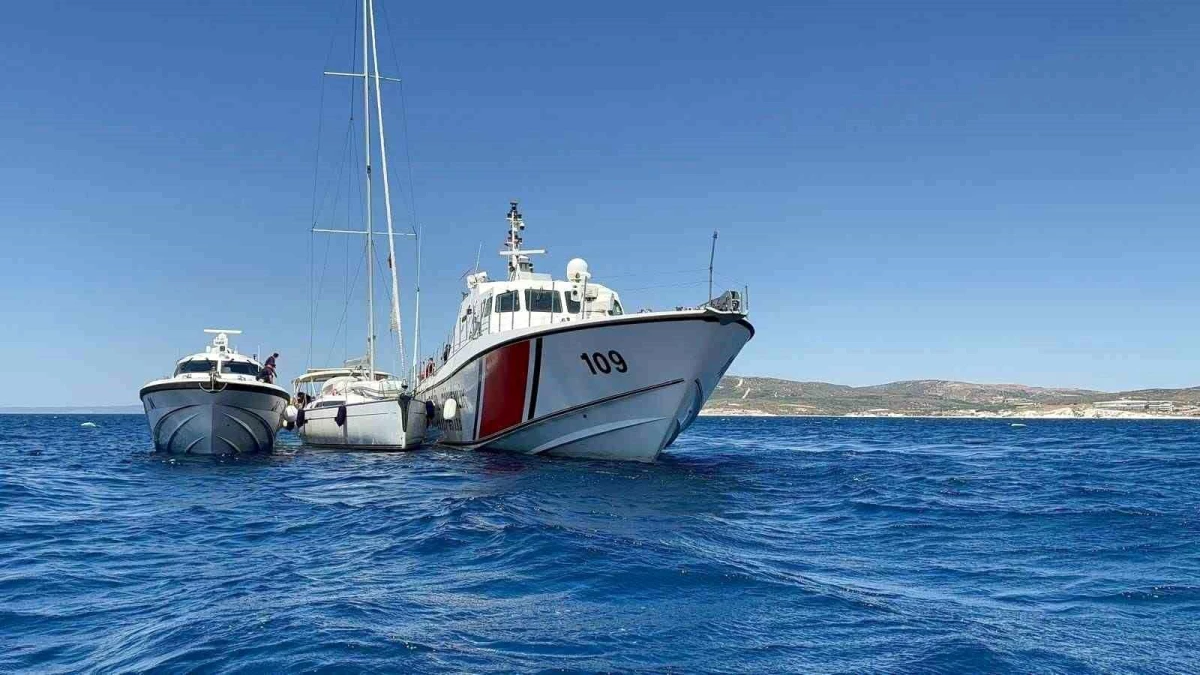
[478,340,529,438]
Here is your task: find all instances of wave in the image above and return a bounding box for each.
[1,415,1197,672]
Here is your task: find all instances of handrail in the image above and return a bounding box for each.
[417,277,751,384]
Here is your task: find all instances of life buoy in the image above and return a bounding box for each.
[335,405,347,427]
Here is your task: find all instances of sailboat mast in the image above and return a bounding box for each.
[411,224,422,382]
[362,0,376,379]
[367,0,405,375]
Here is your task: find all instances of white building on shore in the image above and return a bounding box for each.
[1094,399,1176,413]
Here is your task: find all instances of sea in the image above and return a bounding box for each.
[1,415,1196,673]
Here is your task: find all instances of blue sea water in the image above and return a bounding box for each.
[1,415,1197,673]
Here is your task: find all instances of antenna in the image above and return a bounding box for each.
[203,329,241,366]
[499,200,545,280]
[708,230,718,302]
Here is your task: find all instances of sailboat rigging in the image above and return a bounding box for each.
[289,0,426,451]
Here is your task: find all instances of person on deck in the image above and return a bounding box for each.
[259,353,279,384]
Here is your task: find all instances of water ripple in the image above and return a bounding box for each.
[0,415,1197,672]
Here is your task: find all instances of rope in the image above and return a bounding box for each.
[371,235,405,373]
[309,121,354,341]
[621,280,710,293]
[377,0,422,238]
[310,0,364,370]
[377,0,421,377]
[309,0,359,368]
[323,239,366,369]
[597,267,710,280]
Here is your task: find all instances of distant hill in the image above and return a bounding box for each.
[9,379,1200,419]
[706,377,1200,418]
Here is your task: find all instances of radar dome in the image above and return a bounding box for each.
[566,258,590,282]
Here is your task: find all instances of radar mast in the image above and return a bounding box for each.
[500,200,545,280]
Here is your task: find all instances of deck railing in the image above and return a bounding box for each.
[417,281,749,384]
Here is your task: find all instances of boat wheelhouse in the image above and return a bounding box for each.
[444,264,626,357]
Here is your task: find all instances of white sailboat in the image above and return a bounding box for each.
[415,203,753,462]
[289,0,425,451]
[140,330,290,455]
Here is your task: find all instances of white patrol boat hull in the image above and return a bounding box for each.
[140,379,290,455]
[417,310,753,462]
[297,396,426,451]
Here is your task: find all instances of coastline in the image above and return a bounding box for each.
[700,410,1200,420]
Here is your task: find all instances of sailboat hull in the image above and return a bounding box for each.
[140,381,289,455]
[419,312,752,462]
[297,397,427,450]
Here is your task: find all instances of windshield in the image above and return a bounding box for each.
[174,359,261,377]
[175,360,215,375]
[524,289,563,313]
[496,290,520,313]
[222,361,261,376]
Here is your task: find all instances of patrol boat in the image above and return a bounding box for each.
[139,330,290,454]
[414,202,754,462]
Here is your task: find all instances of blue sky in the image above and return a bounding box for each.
[2,0,1198,405]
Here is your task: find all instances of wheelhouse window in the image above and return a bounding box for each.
[222,362,261,377]
[609,299,624,316]
[175,360,216,375]
[565,292,581,314]
[524,289,562,313]
[496,290,519,313]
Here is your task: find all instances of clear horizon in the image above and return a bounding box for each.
[3,0,1199,406]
